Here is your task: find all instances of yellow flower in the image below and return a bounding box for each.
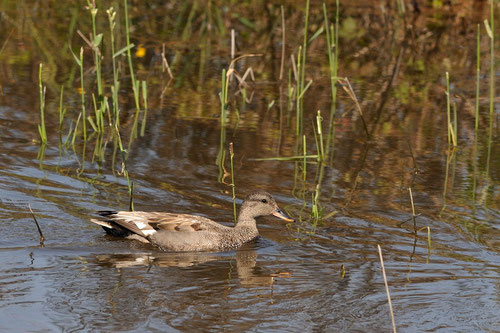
[135,44,146,58]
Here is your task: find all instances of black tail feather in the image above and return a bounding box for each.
[98,210,118,217]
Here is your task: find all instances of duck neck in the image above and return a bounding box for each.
[235,210,258,229]
[233,214,259,245]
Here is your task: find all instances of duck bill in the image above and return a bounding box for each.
[273,209,295,222]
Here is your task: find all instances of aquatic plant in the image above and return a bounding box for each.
[38,63,47,144]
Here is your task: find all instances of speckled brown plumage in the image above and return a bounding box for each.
[91,191,294,252]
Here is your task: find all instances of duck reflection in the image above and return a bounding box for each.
[93,246,277,287]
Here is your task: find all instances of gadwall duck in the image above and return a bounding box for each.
[91,191,294,252]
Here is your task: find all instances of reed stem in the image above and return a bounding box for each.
[445,72,451,146]
[377,245,397,333]
[58,85,66,132]
[140,80,148,136]
[229,142,237,225]
[124,0,141,111]
[38,63,47,144]
[484,2,495,175]
[28,204,45,247]
[475,24,481,135]
[79,47,87,141]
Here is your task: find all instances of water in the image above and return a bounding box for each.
[0,1,499,332]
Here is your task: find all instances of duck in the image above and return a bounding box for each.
[91,190,294,252]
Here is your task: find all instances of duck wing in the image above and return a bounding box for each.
[93,211,216,237]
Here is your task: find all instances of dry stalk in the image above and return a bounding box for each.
[377,244,397,333]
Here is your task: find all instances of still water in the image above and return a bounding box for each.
[0,1,499,332]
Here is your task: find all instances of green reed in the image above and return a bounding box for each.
[279,5,286,80]
[299,0,310,101]
[484,3,495,175]
[445,71,451,145]
[220,68,228,120]
[229,142,237,225]
[86,0,103,98]
[217,68,229,182]
[128,111,140,150]
[88,95,99,132]
[425,226,432,258]
[440,148,456,216]
[92,129,105,163]
[311,183,322,231]
[58,85,66,132]
[445,72,456,146]
[407,187,432,259]
[473,24,481,207]
[314,110,325,161]
[107,7,120,126]
[302,135,307,181]
[396,0,406,16]
[323,0,340,160]
[38,63,47,144]
[70,112,82,147]
[115,123,134,211]
[475,24,481,136]
[220,69,228,129]
[123,0,140,111]
[453,102,458,145]
[97,97,105,132]
[311,192,318,227]
[70,47,87,141]
[295,0,311,139]
[79,47,87,141]
[140,80,148,136]
[84,0,107,137]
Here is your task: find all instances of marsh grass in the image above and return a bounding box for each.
[405,187,432,260]
[140,81,148,136]
[41,1,148,207]
[38,63,47,144]
[58,85,66,132]
[86,0,103,98]
[445,72,451,145]
[217,55,259,182]
[313,110,325,162]
[323,0,340,160]
[440,148,456,216]
[216,68,228,182]
[256,2,342,227]
[445,72,457,146]
[115,124,134,211]
[124,0,140,112]
[69,47,87,141]
[484,5,495,176]
[279,5,286,81]
[294,0,311,140]
[338,77,369,138]
[107,6,120,126]
[251,108,322,164]
[229,142,237,225]
[475,24,481,138]
[472,24,481,207]
[31,1,495,232]
[302,135,307,181]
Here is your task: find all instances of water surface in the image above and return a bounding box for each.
[0,1,499,332]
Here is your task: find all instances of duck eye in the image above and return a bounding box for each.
[261,199,267,203]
